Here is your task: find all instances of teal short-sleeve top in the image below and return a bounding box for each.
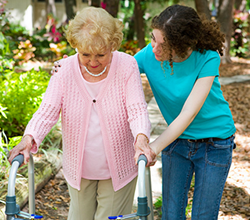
[134,43,236,139]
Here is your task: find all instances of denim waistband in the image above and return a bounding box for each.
[186,134,234,143]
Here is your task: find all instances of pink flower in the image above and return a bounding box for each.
[44,25,62,42]
[101,2,107,9]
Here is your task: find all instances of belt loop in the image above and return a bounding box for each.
[231,134,235,141]
[207,137,214,145]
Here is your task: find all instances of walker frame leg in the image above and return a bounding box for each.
[5,154,43,219]
[108,155,153,220]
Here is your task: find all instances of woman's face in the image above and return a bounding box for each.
[151,29,176,61]
[151,29,165,61]
[78,48,112,73]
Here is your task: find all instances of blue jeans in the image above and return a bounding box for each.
[161,136,235,220]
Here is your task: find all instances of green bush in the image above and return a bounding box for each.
[0,69,50,137]
[0,32,15,71]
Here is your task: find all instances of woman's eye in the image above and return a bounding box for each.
[151,33,155,41]
[98,54,105,57]
[82,54,89,56]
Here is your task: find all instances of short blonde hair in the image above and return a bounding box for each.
[66,7,124,54]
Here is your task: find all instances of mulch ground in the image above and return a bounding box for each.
[22,57,250,220]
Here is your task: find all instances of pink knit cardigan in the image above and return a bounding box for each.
[24,51,151,191]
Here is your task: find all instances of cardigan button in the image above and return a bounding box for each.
[93,99,96,103]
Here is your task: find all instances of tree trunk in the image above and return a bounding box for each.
[89,0,100,7]
[133,0,146,49]
[217,0,235,63]
[45,0,56,17]
[64,0,76,21]
[194,0,211,19]
[126,15,135,41]
[103,0,119,17]
[235,0,246,11]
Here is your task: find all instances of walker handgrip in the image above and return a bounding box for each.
[12,154,24,167]
[137,154,148,165]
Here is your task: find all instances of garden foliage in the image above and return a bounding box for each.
[0,69,50,137]
[0,68,50,183]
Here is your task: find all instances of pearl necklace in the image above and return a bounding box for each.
[84,66,107,77]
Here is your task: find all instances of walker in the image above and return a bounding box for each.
[5,154,154,220]
[108,154,154,220]
[5,154,43,219]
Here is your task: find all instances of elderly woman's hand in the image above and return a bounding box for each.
[8,135,33,165]
[134,134,157,167]
[51,55,68,75]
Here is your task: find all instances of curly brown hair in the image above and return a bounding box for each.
[151,4,225,68]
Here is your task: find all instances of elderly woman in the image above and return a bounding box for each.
[8,7,153,220]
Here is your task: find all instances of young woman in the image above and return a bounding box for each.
[134,4,236,220]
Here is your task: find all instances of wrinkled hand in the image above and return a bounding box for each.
[134,134,157,167]
[51,55,68,75]
[8,135,33,166]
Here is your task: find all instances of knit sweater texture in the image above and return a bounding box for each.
[24,51,151,191]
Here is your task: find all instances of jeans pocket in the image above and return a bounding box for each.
[206,139,233,167]
[162,139,179,156]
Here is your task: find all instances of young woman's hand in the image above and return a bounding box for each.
[51,55,68,75]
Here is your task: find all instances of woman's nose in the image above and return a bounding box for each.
[89,57,99,66]
[152,43,160,53]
